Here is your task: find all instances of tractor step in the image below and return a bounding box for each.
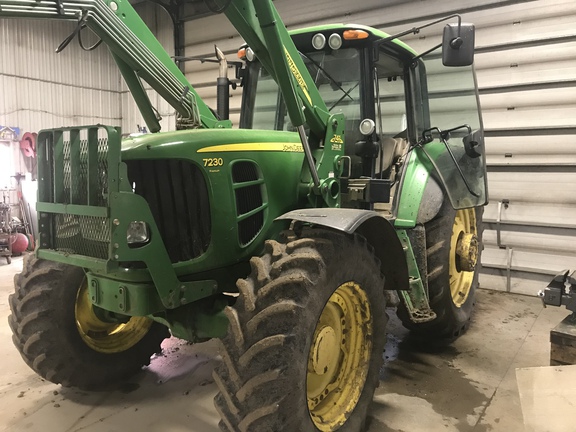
[397,229,436,323]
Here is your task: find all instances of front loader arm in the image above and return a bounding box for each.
[225,0,330,137]
[226,0,344,206]
[0,0,222,132]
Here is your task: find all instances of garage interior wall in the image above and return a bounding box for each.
[0,18,122,132]
[0,5,173,133]
[181,0,576,296]
[0,17,124,217]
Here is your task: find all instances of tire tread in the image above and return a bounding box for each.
[214,231,387,432]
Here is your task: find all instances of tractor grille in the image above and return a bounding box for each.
[232,162,266,246]
[126,160,211,263]
[232,161,259,183]
[47,133,111,259]
[235,185,263,215]
[238,212,265,246]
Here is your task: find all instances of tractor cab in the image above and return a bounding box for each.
[239,24,487,212]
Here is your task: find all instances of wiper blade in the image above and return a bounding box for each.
[329,82,359,111]
[299,51,353,102]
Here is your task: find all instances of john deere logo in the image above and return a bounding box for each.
[330,135,343,144]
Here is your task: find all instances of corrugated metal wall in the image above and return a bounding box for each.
[0,18,122,132]
[0,4,172,136]
[181,0,576,296]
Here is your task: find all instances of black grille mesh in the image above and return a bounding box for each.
[235,185,263,215]
[232,161,265,246]
[232,161,259,183]
[239,212,264,245]
[126,159,211,263]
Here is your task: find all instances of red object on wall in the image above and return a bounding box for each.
[20,132,37,158]
[11,233,29,254]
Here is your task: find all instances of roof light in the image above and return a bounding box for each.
[237,48,246,59]
[312,33,326,50]
[328,33,342,50]
[343,29,369,40]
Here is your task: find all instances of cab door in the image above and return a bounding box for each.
[412,54,488,208]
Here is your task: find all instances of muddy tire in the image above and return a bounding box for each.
[9,255,168,389]
[213,229,387,432]
[398,200,483,340]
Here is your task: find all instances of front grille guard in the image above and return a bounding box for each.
[37,126,117,261]
[36,126,214,309]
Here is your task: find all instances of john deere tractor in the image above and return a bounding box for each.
[2,0,487,430]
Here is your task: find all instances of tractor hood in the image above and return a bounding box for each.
[121,128,302,160]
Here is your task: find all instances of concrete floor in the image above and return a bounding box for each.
[0,253,570,432]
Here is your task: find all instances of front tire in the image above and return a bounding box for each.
[214,229,387,432]
[9,255,169,389]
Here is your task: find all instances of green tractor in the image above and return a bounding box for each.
[2,0,487,430]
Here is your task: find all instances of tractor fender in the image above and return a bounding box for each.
[395,149,445,228]
[416,177,444,225]
[276,209,409,291]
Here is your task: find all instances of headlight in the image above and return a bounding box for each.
[127,221,149,245]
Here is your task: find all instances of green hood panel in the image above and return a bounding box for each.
[121,129,301,159]
[114,126,308,285]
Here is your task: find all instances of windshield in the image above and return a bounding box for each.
[248,48,362,131]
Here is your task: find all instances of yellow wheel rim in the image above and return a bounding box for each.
[307,281,372,431]
[449,208,478,308]
[75,280,153,354]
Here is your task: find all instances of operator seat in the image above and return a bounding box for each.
[377,135,409,179]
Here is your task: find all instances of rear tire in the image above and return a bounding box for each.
[214,229,387,432]
[9,255,168,389]
[398,200,483,340]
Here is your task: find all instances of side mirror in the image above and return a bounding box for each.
[442,23,475,67]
